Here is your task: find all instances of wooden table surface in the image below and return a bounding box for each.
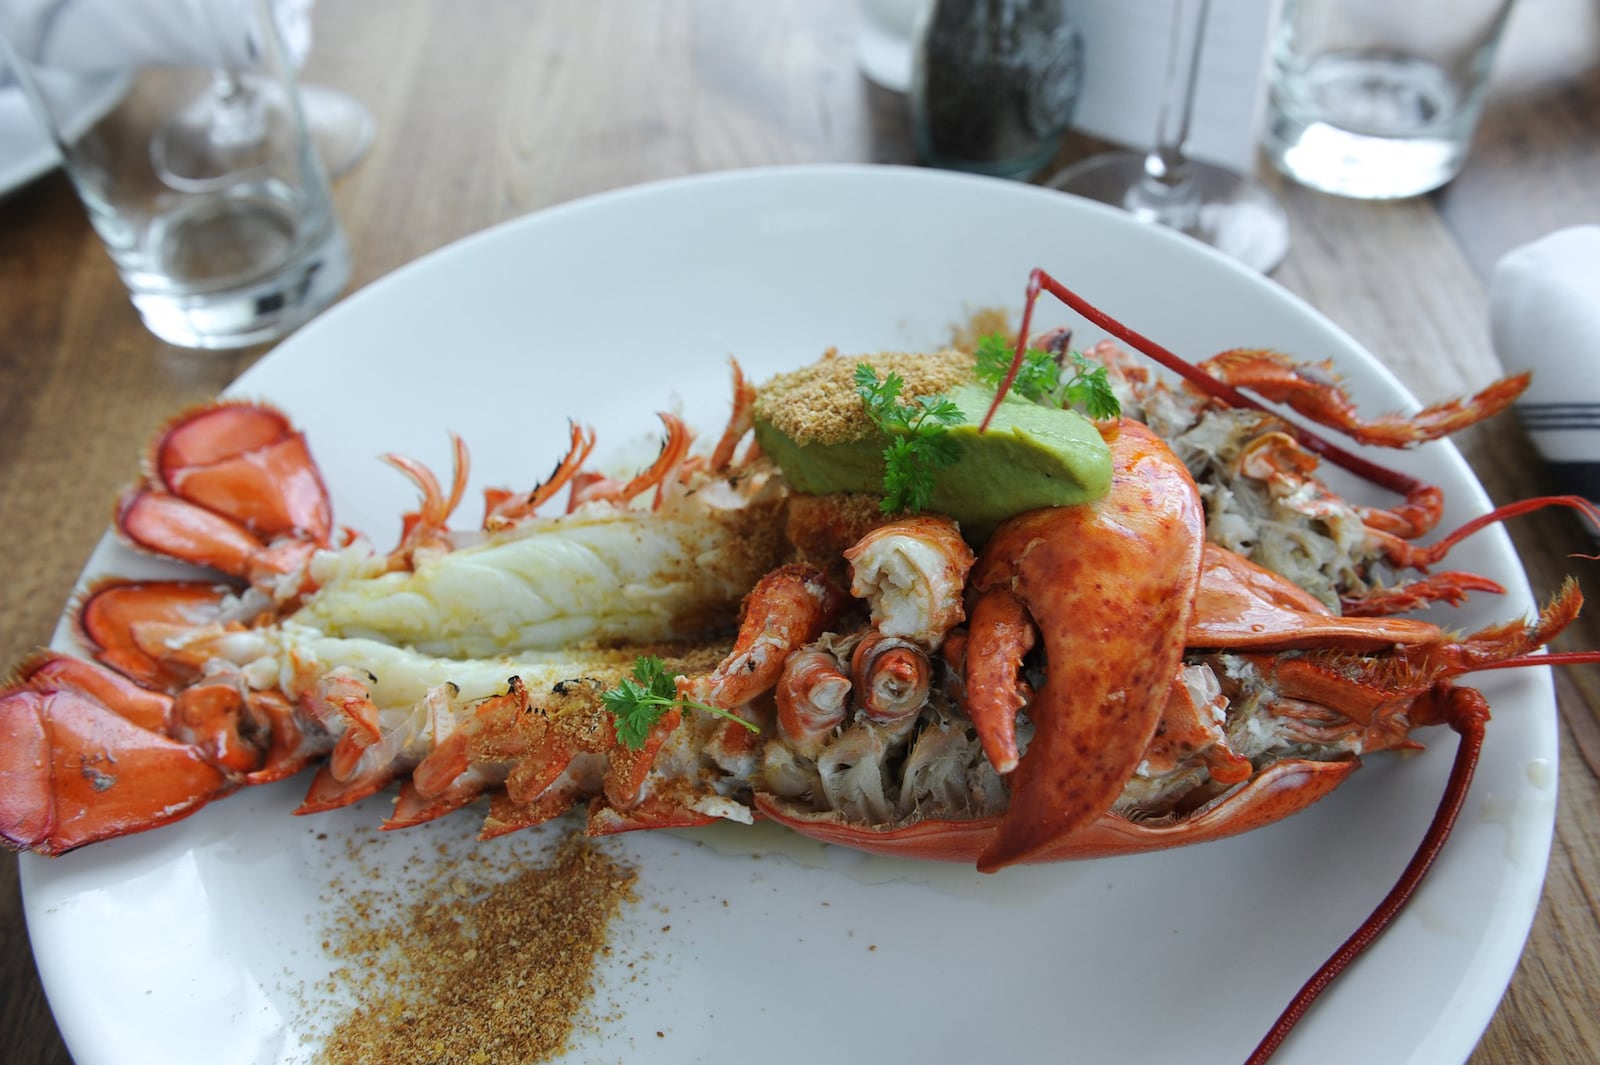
[3,2,1597,1062]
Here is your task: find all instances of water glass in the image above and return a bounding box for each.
[1262,0,1514,199]
[0,0,348,349]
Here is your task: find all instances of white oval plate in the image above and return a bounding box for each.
[22,165,1556,1065]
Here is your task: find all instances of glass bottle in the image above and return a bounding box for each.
[910,0,1083,180]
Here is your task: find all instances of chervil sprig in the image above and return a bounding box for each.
[601,656,758,750]
[972,332,1121,421]
[854,364,966,514]
[974,332,1059,402]
[1060,349,1121,420]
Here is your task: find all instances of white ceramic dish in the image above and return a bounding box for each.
[0,71,127,197]
[21,165,1556,1065]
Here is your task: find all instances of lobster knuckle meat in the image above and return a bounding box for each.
[844,514,974,648]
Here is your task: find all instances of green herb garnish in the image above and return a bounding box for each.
[973,332,1121,421]
[854,364,966,514]
[601,656,759,750]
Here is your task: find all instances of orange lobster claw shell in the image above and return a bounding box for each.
[968,420,1207,871]
[1188,545,1442,651]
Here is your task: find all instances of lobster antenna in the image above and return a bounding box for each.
[982,268,1425,500]
[1243,703,1487,1064]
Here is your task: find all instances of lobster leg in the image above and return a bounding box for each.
[1187,545,1443,651]
[962,588,1034,774]
[1197,349,1529,449]
[685,563,849,710]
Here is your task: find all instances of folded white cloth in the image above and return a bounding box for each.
[1489,225,1600,524]
[0,0,308,72]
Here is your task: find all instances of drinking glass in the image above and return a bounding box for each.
[1262,0,1514,199]
[0,0,350,349]
[1046,0,1289,273]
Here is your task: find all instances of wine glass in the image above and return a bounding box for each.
[150,0,373,189]
[1047,0,1289,273]
[151,71,374,189]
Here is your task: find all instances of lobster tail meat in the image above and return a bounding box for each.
[967,420,1207,871]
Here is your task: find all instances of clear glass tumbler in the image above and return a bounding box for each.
[0,0,349,349]
[1262,0,1515,199]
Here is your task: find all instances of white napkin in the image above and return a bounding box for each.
[0,0,309,73]
[1489,225,1600,523]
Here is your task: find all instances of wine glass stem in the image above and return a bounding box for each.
[1133,0,1209,227]
[208,69,265,150]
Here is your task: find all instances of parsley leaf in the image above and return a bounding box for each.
[601,656,759,750]
[855,365,966,514]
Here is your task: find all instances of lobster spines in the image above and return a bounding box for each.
[967,420,1207,871]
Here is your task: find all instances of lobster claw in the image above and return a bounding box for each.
[0,685,232,855]
[967,421,1206,872]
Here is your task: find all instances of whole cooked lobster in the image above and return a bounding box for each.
[3,269,1594,1062]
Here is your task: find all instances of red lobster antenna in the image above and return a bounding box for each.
[1246,709,1483,1062]
[981,268,1423,496]
[984,267,1600,1063]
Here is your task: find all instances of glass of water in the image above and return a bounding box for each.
[1263,0,1515,199]
[0,0,349,349]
